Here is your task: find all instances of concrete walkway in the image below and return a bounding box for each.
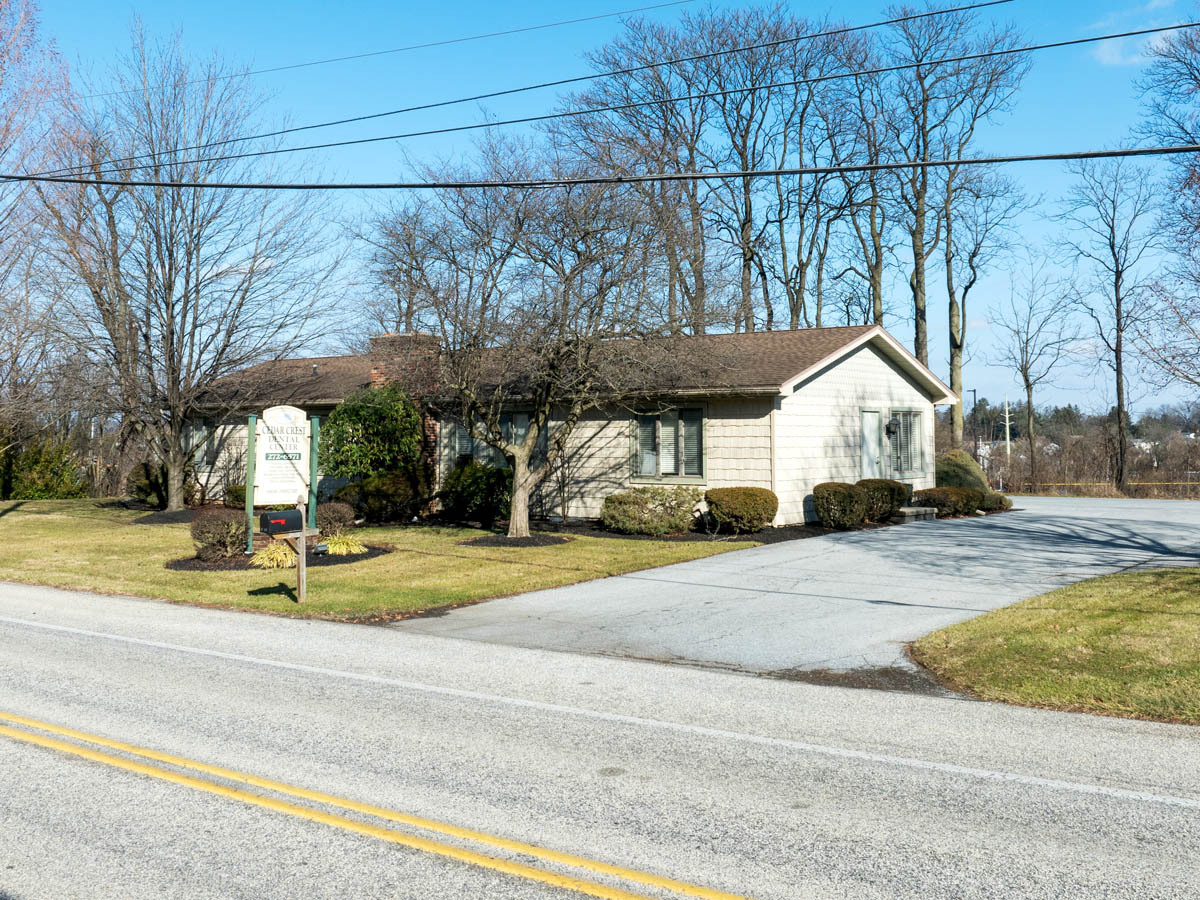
[395,496,1200,675]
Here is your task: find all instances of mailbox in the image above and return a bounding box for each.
[260,509,303,536]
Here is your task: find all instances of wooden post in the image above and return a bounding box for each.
[244,414,257,554]
[307,416,320,531]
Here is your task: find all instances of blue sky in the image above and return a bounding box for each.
[40,0,1195,414]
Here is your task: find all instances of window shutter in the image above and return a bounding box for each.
[681,409,703,476]
[455,422,474,457]
[901,414,913,472]
[660,410,679,475]
[637,415,658,476]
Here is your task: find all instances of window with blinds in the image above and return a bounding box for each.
[889,410,921,474]
[453,413,531,468]
[636,408,703,478]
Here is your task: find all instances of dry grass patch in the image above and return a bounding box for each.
[911,569,1200,725]
[0,500,755,621]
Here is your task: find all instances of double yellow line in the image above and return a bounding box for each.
[0,710,750,900]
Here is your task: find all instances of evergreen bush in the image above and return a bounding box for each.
[704,487,778,533]
[600,486,700,536]
[812,482,868,529]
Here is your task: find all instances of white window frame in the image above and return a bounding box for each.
[631,406,705,483]
[888,408,924,476]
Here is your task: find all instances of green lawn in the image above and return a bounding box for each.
[0,500,756,621]
[911,569,1200,725]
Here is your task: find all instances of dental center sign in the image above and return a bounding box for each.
[254,405,310,505]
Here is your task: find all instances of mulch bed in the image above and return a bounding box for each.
[458,534,573,548]
[533,520,887,544]
[135,508,199,526]
[164,544,393,571]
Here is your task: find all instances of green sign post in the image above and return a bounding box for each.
[244,413,257,554]
[308,416,320,530]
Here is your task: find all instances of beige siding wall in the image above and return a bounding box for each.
[774,343,937,523]
[439,399,775,520]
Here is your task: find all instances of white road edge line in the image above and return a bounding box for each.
[3,613,1197,811]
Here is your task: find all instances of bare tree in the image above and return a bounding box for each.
[942,169,1025,445]
[884,5,1026,365]
[989,256,1077,492]
[1135,283,1200,392]
[1058,158,1158,492]
[38,26,340,509]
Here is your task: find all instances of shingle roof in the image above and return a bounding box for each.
[661,325,879,390]
[206,325,952,409]
[205,354,373,408]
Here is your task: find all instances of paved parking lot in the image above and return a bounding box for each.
[396,497,1200,675]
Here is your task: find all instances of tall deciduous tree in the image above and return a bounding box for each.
[942,169,1024,446]
[38,26,339,509]
[1058,158,1158,493]
[990,256,1077,491]
[884,4,1025,365]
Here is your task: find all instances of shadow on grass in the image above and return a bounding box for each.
[0,501,25,520]
[248,582,297,603]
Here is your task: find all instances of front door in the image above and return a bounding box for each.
[861,411,883,479]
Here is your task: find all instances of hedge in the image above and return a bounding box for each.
[704,487,778,533]
[812,482,868,529]
[912,486,986,518]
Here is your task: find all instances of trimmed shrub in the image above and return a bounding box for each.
[704,487,778,533]
[935,449,990,492]
[912,486,985,518]
[855,478,910,522]
[812,482,868,529]
[912,487,956,517]
[980,492,1013,512]
[316,501,356,536]
[334,472,422,524]
[600,486,701,536]
[222,484,246,509]
[438,462,512,527]
[190,508,247,561]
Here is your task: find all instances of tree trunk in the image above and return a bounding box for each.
[1025,382,1037,492]
[166,447,186,511]
[507,452,532,538]
[910,224,928,366]
[1114,286,1128,493]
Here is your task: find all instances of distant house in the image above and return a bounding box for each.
[195,325,955,524]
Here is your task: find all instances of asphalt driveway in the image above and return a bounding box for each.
[395,497,1200,676]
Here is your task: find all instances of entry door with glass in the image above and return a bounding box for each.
[861,410,883,479]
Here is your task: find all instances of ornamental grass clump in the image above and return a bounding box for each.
[812,483,868,529]
[704,487,778,533]
[250,541,297,569]
[324,533,368,556]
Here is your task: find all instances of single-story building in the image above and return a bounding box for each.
[195,325,955,524]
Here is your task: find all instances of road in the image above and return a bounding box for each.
[396,497,1200,675]
[1,581,1197,899]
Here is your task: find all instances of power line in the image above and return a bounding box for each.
[49,0,1015,178]
[72,18,1199,181]
[83,0,700,99]
[11,143,1199,191]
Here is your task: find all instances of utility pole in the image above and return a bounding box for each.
[1004,396,1012,464]
[968,389,978,460]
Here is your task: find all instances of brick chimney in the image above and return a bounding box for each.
[368,332,441,399]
